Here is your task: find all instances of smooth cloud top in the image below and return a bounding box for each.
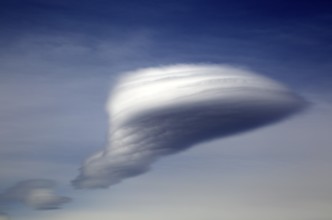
[73,64,306,189]
[0,179,71,210]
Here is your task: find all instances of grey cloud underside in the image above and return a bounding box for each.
[73,64,306,189]
[0,179,71,210]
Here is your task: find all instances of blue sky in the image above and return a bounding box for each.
[0,0,331,219]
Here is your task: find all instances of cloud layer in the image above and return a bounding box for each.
[72,64,306,188]
[0,179,71,210]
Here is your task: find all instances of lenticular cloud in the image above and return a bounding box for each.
[73,64,306,189]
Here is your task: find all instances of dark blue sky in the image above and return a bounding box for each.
[1,0,331,28]
[1,0,331,87]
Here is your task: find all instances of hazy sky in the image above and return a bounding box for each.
[0,0,331,219]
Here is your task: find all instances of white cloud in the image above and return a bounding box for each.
[73,64,306,188]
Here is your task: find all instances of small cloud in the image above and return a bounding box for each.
[0,179,71,210]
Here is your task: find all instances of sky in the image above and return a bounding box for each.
[0,0,331,219]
